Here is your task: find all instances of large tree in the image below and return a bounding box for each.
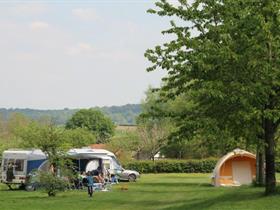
[139,87,252,159]
[136,88,175,160]
[18,122,75,196]
[19,122,65,175]
[146,0,280,194]
[66,109,115,143]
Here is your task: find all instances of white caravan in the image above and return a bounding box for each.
[0,149,47,187]
[68,148,140,181]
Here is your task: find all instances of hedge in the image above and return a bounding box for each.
[123,159,218,174]
[123,160,280,174]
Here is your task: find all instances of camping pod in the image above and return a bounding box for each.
[212,149,256,186]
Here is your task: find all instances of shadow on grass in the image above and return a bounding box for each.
[159,175,210,179]
[161,188,265,210]
[138,182,212,188]
[96,197,185,208]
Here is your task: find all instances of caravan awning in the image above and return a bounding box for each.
[67,152,111,160]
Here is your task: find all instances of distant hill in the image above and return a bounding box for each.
[0,104,141,125]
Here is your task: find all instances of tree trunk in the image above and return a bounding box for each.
[264,118,276,195]
[151,153,155,162]
[256,147,265,186]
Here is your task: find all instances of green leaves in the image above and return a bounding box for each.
[145,0,280,166]
[38,171,68,197]
[66,109,115,143]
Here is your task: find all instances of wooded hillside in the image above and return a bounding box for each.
[0,104,141,125]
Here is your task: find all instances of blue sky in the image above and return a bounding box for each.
[0,0,180,109]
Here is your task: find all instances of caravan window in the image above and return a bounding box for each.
[3,159,15,171]
[15,159,24,172]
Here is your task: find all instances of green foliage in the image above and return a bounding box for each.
[123,159,217,174]
[19,123,64,157]
[16,122,80,196]
[66,109,115,143]
[136,88,175,160]
[18,122,72,181]
[274,161,280,173]
[139,89,253,159]
[136,120,172,160]
[62,128,96,149]
[107,129,140,162]
[38,172,68,197]
[0,113,31,156]
[146,0,280,193]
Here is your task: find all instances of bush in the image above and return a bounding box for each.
[123,159,217,174]
[38,172,68,196]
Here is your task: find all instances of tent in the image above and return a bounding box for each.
[211,149,256,186]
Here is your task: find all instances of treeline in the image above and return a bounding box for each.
[0,104,141,125]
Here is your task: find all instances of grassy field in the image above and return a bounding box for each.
[1,173,280,210]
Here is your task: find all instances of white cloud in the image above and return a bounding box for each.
[0,20,18,30]
[66,42,139,63]
[67,43,95,55]
[72,8,99,21]
[0,3,48,17]
[15,52,36,62]
[29,21,49,30]
[167,0,181,6]
[167,0,193,7]
[12,4,48,16]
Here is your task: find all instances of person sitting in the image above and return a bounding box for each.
[81,171,87,187]
[92,167,104,184]
[111,174,118,184]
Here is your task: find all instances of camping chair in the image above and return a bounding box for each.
[93,176,112,191]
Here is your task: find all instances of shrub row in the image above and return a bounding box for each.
[124,160,280,174]
[123,159,218,174]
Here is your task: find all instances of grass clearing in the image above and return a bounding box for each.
[0,173,280,210]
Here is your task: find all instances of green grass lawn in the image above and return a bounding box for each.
[1,173,280,210]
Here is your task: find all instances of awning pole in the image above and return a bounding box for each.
[79,158,81,172]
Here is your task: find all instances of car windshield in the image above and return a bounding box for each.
[111,157,122,170]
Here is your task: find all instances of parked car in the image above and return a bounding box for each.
[116,168,140,182]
